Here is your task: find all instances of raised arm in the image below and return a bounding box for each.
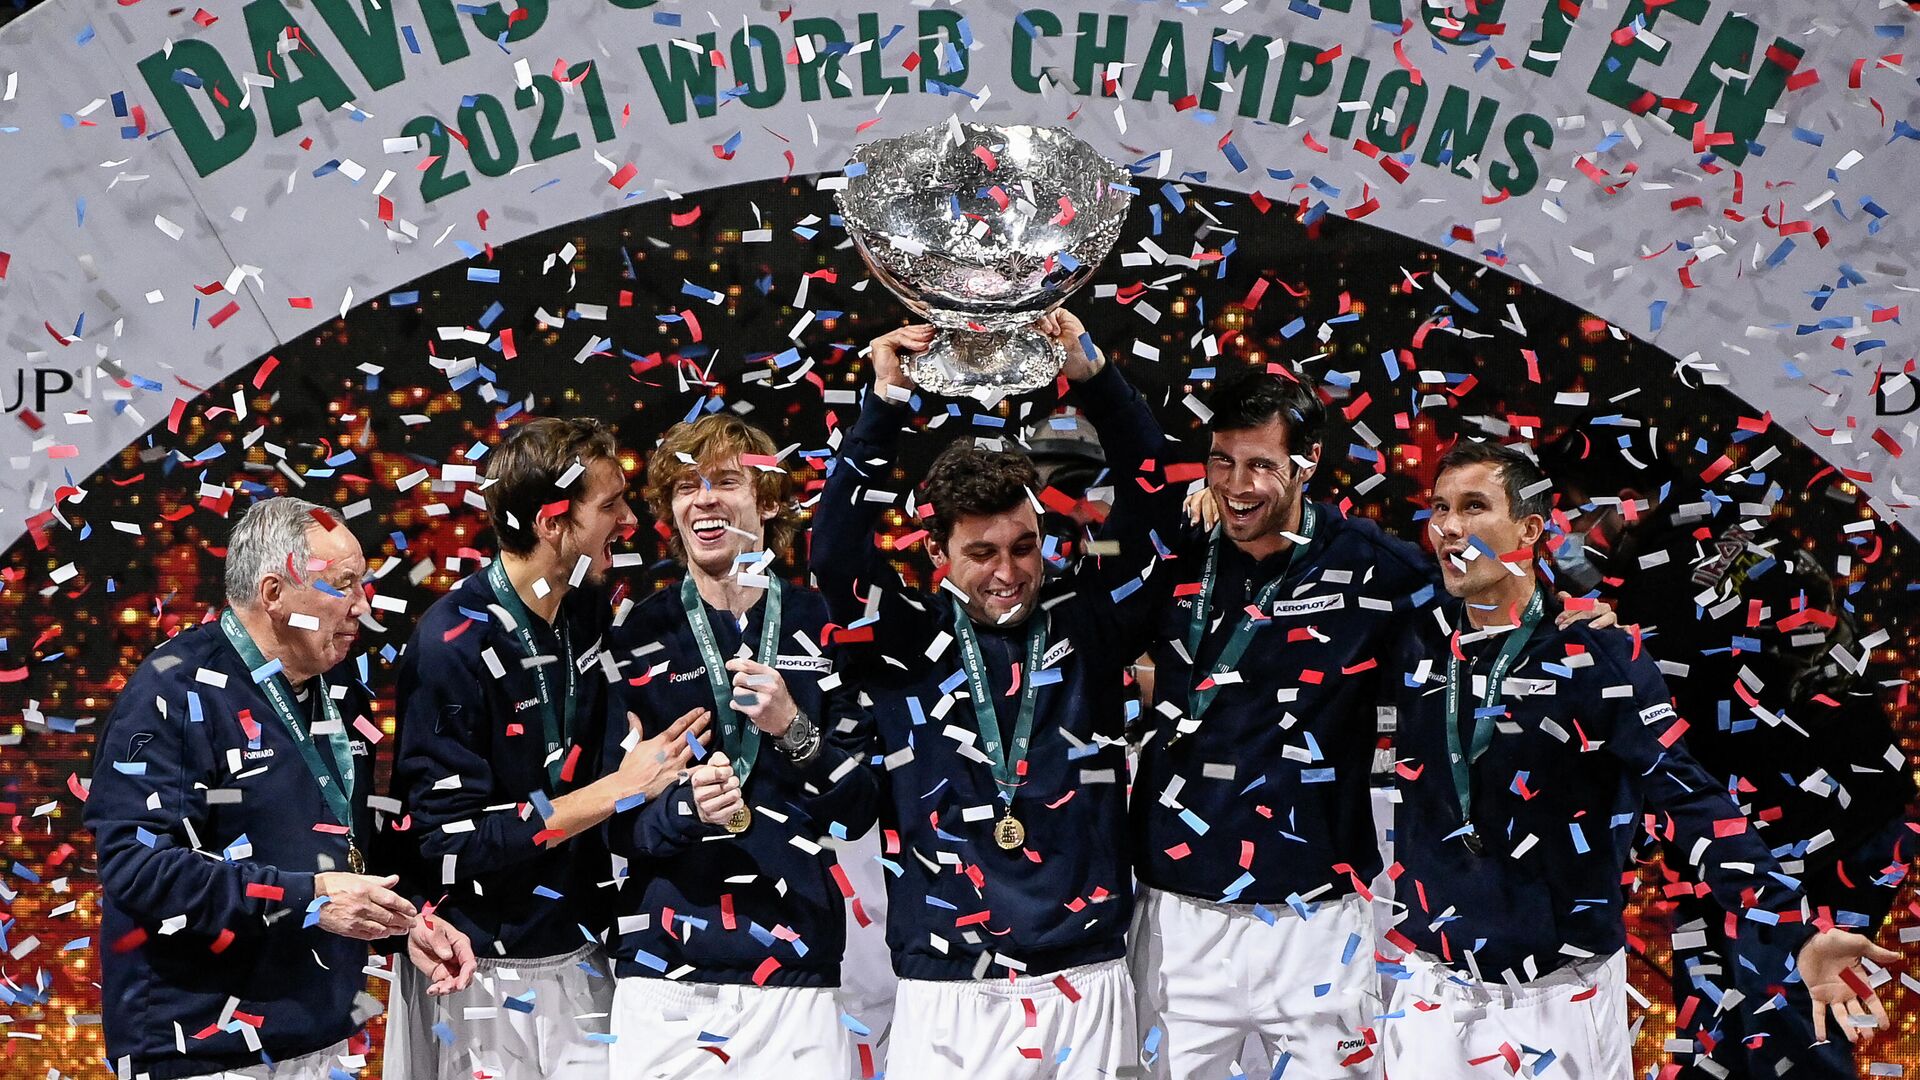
[810,325,935,632]
[1044,309,1192,658]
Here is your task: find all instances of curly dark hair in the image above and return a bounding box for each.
[920,441,1040,545]
[1435,439,1552,520]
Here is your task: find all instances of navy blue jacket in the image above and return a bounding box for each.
[1386,594,1815,982]
[87,620,382,1079]
[810,364,1174,981]
[604,581,878,986]
[1133,505,1434,904]
[391,571,614,959]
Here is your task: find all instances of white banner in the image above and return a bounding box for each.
[2,0,1917,547]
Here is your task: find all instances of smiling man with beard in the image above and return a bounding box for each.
[599,413,879,1078]
[389,417,704,1080]
[808,313,1177,1080]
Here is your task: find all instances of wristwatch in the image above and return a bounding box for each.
[775,711,822,764]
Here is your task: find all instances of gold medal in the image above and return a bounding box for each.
[347,839,366,875]
[725,805,752,834]
[993,813,1025,851]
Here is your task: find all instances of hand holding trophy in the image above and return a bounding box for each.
[835,121,1135,398]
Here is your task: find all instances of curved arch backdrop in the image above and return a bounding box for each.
[2,0,1918,546]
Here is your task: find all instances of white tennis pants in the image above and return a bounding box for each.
[1382,950,1632,1080]
[886,958,1136,1080]
[609,978,852,1079]
[384,944,612,1080]
[1131,887,1381,1078]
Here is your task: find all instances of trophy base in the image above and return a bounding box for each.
[907,329,1065,398]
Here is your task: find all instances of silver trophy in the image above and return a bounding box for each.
[834,121,1135,396]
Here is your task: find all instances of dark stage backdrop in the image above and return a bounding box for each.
[2,176,1914,1075]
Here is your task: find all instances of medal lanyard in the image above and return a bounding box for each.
[683,576,783,785]
[486,560,576,789]
[1186,503,1318,720]
[219,609,355,831]
[952,602,1048,810]
[1444,586,1547,832]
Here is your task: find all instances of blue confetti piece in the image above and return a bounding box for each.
[468,268,501,284]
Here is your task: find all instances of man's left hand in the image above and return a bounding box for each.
[406,913,477,997]
[1799,929,1898,1046]
[725,657,798,738]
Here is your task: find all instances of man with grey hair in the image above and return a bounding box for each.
[87,496,476,1080]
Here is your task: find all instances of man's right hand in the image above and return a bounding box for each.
[313,873,417,941]
[690,751,745,826]
[615,707,710,800]
[870,325,933,401]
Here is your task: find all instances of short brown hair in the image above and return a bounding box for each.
[1435,439,1553,520]
[644,414,800,559]
[921,442,1039,545]
[484,417,622,557]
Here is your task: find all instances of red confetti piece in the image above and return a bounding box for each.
[1391,39,1423,85]
[207,301,240,329]
[244,883,285,902]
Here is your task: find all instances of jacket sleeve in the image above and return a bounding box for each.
[85,662,318,939]
[610,779,710,859]
[392,638,549,881]
[789,661,880,840]
[1596,640,1815,957]
[809,392,939,653]
[1065,361,1194,662]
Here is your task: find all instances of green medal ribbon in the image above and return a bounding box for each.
[682,576,783,785]
[218,609,356,842]
[485,559,576,789]
[1444,585,1547,843]
[951,602,1049,811]
[1186,503,1318,720]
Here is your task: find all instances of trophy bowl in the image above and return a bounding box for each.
[834,121,1135,397]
